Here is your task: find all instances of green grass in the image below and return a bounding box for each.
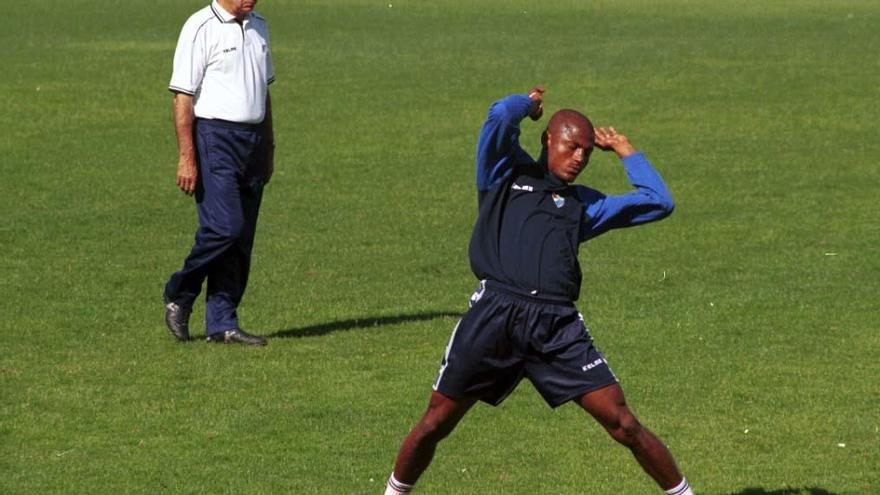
[1,1,878,494]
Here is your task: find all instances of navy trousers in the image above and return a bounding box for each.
[165,118,269,335]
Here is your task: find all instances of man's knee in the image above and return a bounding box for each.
[198,198,247,244]
[202,219,246,245]
[414,409,458,443]
[605,411,644,447]
[412,393,472,444]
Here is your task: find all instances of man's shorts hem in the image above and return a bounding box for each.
[434,383,502,407]
[546,379,619,409]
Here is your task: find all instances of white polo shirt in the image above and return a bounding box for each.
[169,1,275,124]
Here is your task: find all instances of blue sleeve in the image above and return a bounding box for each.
[475,94,537,192]
[577,152,675,241]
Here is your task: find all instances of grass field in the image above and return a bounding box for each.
[1,1,878,494]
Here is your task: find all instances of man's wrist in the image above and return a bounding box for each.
[614,143,637,158]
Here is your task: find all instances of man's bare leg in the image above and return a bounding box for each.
[385,391,476,494]
[578,384,693,494]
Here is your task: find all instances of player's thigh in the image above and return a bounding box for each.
[576,383,632,428]
[525,320,618,408]
[423,390,477,426]
[434,294,523,394]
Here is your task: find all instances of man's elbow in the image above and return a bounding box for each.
[657,194,675,218]
[487,100,514,124]
[642,189,674,220]
[488,95,528,124]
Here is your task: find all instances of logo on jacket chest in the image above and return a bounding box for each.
[552,193,565,208]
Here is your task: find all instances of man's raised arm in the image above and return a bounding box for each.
[578,127,674,241]
[474,87,544,194]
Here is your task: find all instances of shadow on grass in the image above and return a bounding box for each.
[268,311,460,339]
[719,488,841,495]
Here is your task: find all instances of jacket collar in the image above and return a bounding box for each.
[537,157,568,188]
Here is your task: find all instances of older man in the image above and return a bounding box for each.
[384,88,694,495]
[163,0,275,346]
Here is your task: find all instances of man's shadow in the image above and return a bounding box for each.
[269,311,460,339]
[720,488,841,495]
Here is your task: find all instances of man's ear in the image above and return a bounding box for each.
[542,129,550,148]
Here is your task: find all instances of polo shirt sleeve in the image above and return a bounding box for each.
[169,18,208,95]
[266,31,275,85]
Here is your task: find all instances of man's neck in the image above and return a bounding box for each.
[216,0,245,21]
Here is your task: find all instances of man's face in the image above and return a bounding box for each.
[223,0,258,18]
[546,124,594,183]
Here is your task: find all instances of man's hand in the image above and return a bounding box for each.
[176,155,198,195]
[594,126,637,158]
[528,86,544,121]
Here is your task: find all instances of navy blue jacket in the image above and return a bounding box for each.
[468,94,675,301]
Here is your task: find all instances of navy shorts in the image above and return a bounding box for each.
[433,281,618,408]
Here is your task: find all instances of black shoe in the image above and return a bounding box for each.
[164,297,191,342]
[206,328,267,346]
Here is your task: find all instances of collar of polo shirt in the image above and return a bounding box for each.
[211,0,249,23]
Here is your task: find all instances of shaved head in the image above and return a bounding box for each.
[546,109,594,140]
[542,109,595,183]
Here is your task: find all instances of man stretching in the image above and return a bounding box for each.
[385,87,693,495]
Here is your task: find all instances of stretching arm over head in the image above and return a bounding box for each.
[578,127,674,241]
[474,87,544,196]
